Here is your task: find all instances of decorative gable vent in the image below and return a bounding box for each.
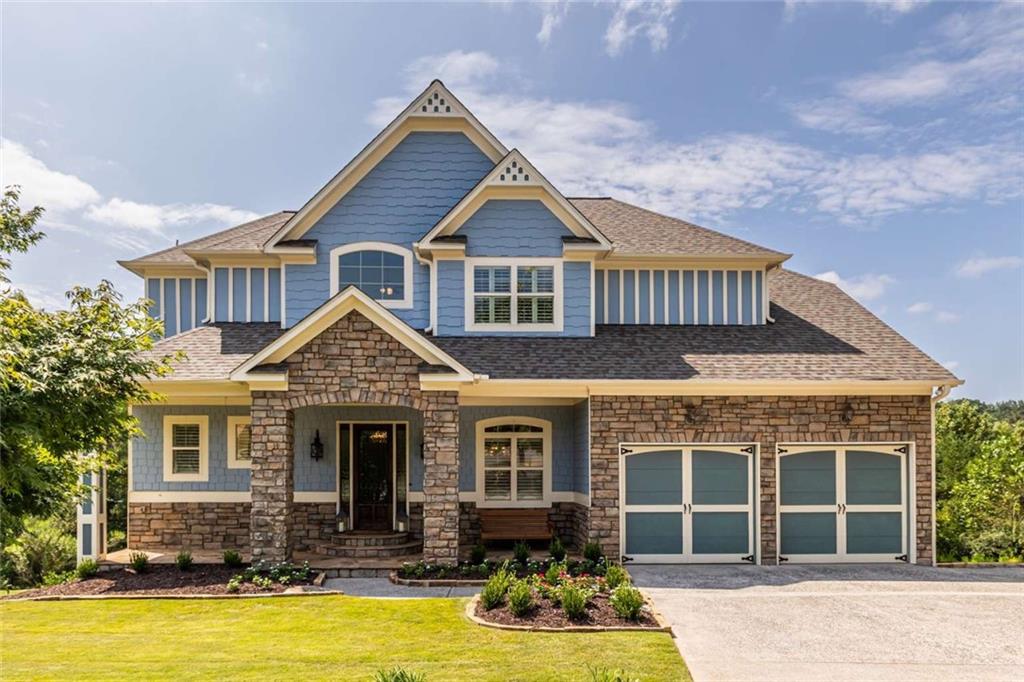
[415,88,461,117]
[493,153,541,185]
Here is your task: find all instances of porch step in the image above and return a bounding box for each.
[330,531,414,548]
[313,541,423,559]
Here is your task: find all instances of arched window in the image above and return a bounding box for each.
[329,242,414,309]
[475,417,551,506]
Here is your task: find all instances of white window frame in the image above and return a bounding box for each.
[464,258,563,332]
[329,241,414,309]
[474,417,552,508]
[162,415,209,482]
[227,416,252,469]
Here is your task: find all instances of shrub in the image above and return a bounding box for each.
[226,575,244,593]
[42,570,75,586]
[374,667,426,682]
[588,666,640,682]
[544,561,562,585]
[252,575,273,590]
[583,541,603,562]
[549,536,567,562]
[560,583,589,620]
[507,579,534,617]
[513,541,530,564]
[223,549,244,567]
[2,516,76,587]
[609,584,645,620]
[107,530,127,552]
[128,551,149,573]
[604,564,629,590]
[175,550,193,572]
[76,559,100,580]
[480,566,514,610]
[470,543,487,565]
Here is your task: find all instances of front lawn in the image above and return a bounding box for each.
[1,596,688,681]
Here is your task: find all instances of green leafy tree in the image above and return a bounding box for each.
[0,185,173,543]
[935,400,996,499]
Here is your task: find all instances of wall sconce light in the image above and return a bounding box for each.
[419,442,425,460]
[840,402,855,424]
[310,430,324,461]
[685,407,708,426]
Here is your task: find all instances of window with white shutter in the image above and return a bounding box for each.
[477,419,550,505]
[163,416,209,481]
[227,416,252,469]
[466,260,562,331]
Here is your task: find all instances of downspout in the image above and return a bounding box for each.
[413,243,434,335]
[200,262,214,324]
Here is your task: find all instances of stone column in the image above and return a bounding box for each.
[249,392,294,563]
[421,391,460,564]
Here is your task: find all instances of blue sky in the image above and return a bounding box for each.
[2,1,1021,401]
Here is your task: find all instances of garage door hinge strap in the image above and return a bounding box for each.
[741,446,755,454]
[895,554,908,563]
[620,447,634,455]
[777,447,788,454]
[741,554,755,563]
[778,556,789,563]
[621,555,634,563]
[894,445,908,454]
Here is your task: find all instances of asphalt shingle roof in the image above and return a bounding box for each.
[142,323,284,381]
[120,212,295,266]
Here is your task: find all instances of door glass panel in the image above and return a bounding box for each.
[846,512,902,554]
[846,450,901,505]
[780,512,837,554]
[340,424,350,512]
[625,512,683,555]
[692,512,748,554]
[780,451,836,506]
[395,424,407,520]
[625,450,682,505]
[691,450,748,505]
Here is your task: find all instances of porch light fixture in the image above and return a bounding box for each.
[310,430,324,461]
[840,402,855,424]
[368,429,389,444]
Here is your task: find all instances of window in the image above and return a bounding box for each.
[467,260,561,330]
[476,418,551,506]
[329,242,413,308]
[162,416,208,482]
[227,416,252,469]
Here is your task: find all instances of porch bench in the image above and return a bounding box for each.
[478,508,554,543]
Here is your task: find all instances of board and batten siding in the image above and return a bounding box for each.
[595,268,765,325]
[146,277,208,337]
[211,266,282,323]
[284,131,494,329]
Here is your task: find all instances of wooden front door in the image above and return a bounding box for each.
[353,424,393,531]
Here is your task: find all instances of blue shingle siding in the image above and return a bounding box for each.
[455,200,572,257]
[563,262,591,336]
[145,277,208,335]
[250,268,265,322]
[436,259,466,336]
[285,132,493,328]
[146,278,161,319]
[267,268,281,321]
[214,268,229,321]
[179,278,193,332]
[573,399,590,495]
[232,268,247,322]
[163,279,177,336]
[131,405,251,492]
[595,267,766,326]
[458,404,585,494]
[195,278,208,323]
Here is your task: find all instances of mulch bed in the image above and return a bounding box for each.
[474,593,661,629]
[3,565,313,600]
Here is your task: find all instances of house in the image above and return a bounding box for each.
[114,81,960,568]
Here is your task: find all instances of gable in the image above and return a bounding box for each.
[266,80,508,248]
[455,199,574,257]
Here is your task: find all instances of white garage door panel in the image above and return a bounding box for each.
[621,445,756,564]
[778,444,909,564]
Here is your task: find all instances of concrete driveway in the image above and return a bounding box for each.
[630,564,1024,682]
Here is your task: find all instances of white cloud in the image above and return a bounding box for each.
[814,271,895,302]
[935,310,961,323]
[942,359,960,372]
[789,98,891,136]
[537,1,570,46]
[785,0,928,23]
[404,51,500,91]
[3,281,68,311]
[84,198,259,234]
[236,71,270,95]
[605,0,681,56]
[955,255,1024,278]
[907,301,933,314]
[0,138,101,213]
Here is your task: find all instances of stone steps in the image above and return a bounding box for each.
[330,531,414,548]
[312,532,423,559]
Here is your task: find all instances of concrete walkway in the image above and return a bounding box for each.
[323,578,478,598]
[631,564,1024,682]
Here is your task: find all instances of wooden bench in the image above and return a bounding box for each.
[479,508,554,543]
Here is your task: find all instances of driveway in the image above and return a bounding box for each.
[631,564,1024,682]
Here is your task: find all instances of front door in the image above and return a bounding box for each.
[353,424,393,531]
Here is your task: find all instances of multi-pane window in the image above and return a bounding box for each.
[481,422,546,502]
[338,250,405,301]
[228,416,252,469]
[171,424,201,474]
[473,264,555,326]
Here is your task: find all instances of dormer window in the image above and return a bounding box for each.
[329,242,413,309]
[465,258,563,332]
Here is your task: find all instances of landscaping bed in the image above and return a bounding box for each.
[472,592,663,630]
[3,557,318,600]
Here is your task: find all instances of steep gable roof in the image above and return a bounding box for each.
[571,198,789,262]
[263,80,508,249]
[417,149,612,250]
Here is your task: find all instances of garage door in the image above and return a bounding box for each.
[621,445,756,564]
[778,444,909,563]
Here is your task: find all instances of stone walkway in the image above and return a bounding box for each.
[323,578,479,598]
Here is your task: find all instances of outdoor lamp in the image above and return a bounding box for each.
[310,430,324,461]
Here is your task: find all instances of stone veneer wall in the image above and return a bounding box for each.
[249,311,460,563]
[589,395,933,565]
[292,503,336,552]
[128,502,250,551]
[458,501,590,551]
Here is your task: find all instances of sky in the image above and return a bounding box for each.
[1,1,1022,401]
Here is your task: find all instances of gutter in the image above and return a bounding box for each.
[931,383,954,405]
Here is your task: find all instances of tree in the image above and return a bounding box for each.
[0,186,173,543]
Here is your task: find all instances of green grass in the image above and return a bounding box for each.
[0,596,688,681]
